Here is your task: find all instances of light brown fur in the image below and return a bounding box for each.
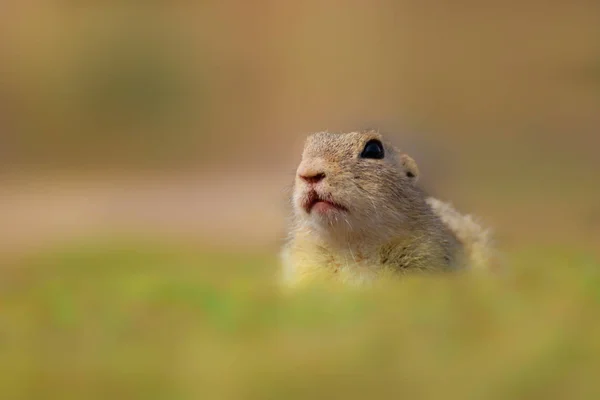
[280,130,496,287]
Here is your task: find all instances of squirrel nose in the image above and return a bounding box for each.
[299,171,326,184]
[297,159,327,184]
[297,160,326,184]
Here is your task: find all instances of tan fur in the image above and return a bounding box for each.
[426,197,498,273]
[280,130,495,287]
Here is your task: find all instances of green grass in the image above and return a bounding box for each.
[1,238,600,399]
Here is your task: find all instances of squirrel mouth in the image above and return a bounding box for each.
[303,190,348,214]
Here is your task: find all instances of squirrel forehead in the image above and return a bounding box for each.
[302,131,394,159]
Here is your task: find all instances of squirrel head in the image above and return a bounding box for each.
[292,129,423,241]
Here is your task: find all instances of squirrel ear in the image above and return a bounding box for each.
[400,154,419,183]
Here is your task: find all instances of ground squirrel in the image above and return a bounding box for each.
[280,130,495,287]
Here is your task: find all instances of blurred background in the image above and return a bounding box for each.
[1,1,600,398]
[1,0,599,256]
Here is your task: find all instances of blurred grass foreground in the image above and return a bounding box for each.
[2,239,600,399]
[1,0,600,399]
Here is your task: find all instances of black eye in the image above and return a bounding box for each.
[360,139,384,159]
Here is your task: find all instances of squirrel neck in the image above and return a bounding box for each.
[293,195,441,263]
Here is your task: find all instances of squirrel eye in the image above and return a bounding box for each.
[360,139,385,159]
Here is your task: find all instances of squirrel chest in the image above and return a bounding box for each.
[282,231,464,286]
